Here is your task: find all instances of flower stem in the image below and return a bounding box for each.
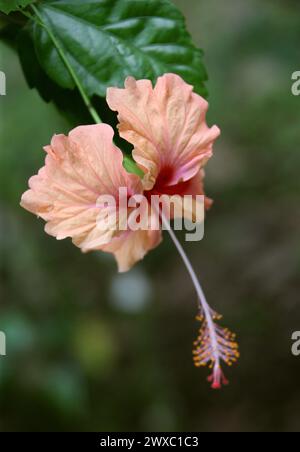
[30,4,102,125]
[160,212,220,367]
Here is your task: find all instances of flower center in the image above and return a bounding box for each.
[147,165,191,198]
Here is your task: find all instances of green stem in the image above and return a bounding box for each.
[30,4,102,125]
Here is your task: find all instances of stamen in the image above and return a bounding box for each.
[160,212,239,389]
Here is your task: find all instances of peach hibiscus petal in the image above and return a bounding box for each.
[107,73,220,190]
[179,168,213,212]
[155,168,211,224]
[102,228,162,273]
[21,124,142,252]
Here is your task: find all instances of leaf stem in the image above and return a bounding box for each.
[30,4,102,124]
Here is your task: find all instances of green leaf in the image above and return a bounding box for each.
[18,26,92,126]
[17,26,138,153]
[0,0,35,14]
[30,0,207,98]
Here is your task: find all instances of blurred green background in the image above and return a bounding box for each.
[1,0,300,432]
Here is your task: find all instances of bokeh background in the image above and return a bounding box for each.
[1,0,300,432]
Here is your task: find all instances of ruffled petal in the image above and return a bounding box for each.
[107,73,220,190]
[172,170,210,224]
[21,124,142,249]
[102,228,162,273]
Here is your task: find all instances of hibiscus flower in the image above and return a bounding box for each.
[21,74,239,388]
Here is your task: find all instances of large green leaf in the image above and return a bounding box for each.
[0,0,35,14]
[30,0,207,97]
[18,26,136,152]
